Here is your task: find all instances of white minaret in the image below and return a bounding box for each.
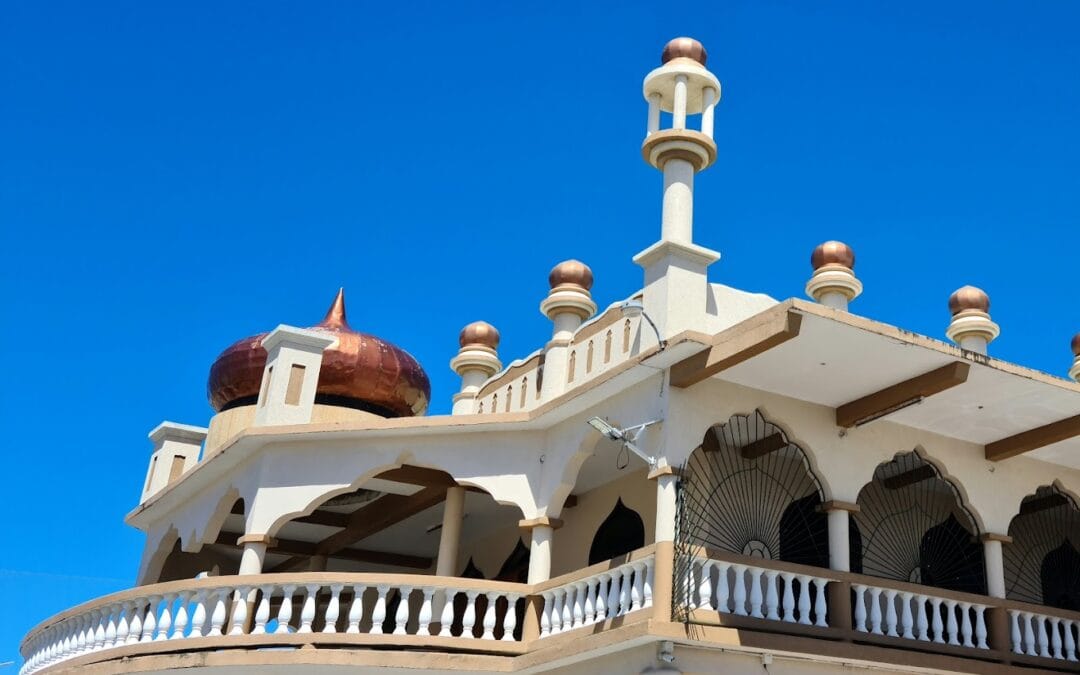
[945,286,999,355]
[634,37,722,342]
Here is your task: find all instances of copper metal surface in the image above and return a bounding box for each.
[548,259,594,291]
[207,289,431,416]
[661,37,707,66]
[948,285,990,315]
[810,241,855,271]
[1071,332,1080,356]
[459,321,500,350]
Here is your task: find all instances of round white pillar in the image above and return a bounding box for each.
[435,487,466,576]
[826,508,851,572]
[526,524,554,584]
[819,291,850,311]
[983,537,1008,599]
[653,471,679,543]
[661,158,694,244]
[236,535,273,575]
[959,335,989,354]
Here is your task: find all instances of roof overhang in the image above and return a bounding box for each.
[671,299,1080,468]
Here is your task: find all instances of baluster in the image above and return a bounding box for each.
[189,591,207,638]
[370,585,389,635]
[346,585,365,634]
[796,576,812,625]
[619,567,633,616]
[606,572,621,619]
[1063,619,1077,661]
[943,600,959,646]
[416,586,435,636]
[562,585,576,629]
[439,590,455,637]
[540,592,553,637]
[715,563,731,613]
[573,582,588,626]
[749,569,764,619]
[322,584,343,634]
[884,589,898,637]
[930,597,944,644]
[868,588,883,635]
[594,576,608,623]
[462,590,479,638]
[1023,611,1037,656]
[209,588,229,637]
[1009,610,1023,654]
[480,591,498,639]
[1037,614,1051,658]
[115,602,131,646]
[960,602,974,648]
[584,581,597,624]
[632,563,647,612]
[764,570,780,620]
[502,594,518,641]
[550,589,565,635]
[229,587,251,636]
[103,605,118,647]
[172,593,189,639]
[813,579,828,627]
[1051,617,1064,659]
[393,586,412,635]
[782,573,797,623]
[76,614,90,655]
[155,595,173,641]
[696,561,712,609]
[251,586,272,635]
[644,560,654,607]
[974,606,988,649]
[141,596,159,642]
[732,565,748,616]
[899,592,914,639]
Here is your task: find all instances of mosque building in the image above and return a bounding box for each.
[19,37,1080,675]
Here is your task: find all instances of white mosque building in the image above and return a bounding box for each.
[19,37,1080,675]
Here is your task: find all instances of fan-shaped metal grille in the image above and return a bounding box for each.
[854,451,985,595]
[1005,486,1080,610]
[677,411,826,564]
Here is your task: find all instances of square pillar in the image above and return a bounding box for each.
[634,240,719,344]
[141,422,207,502]
[253,325,337,427]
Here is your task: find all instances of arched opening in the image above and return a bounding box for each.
[678,411,828,566]
[1005,486,1080,610]
[854,451,985,594]
[589,499,645,565]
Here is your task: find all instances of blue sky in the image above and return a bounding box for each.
[1,0,1077,663]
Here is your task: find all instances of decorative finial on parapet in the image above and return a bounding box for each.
[805,241,862,311]
[946,286,999,355]
[1069,333,1080,382]
[450,321,502,414]
[541,260,597,333]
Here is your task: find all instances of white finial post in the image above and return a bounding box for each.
[252,326,337,426]
[539,260,596,400]
[450,322,502,414]
[141,422,207,502]
[634,38,722,343]
[946,286,999,355]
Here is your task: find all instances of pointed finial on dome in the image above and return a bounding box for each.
[318,288,350,329]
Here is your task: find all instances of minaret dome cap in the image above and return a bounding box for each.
[1071,332,1080,357]
[459,321,500,350]
[548,259,594,291]
[948,285,991,315]
[661,37,707,66]
[810,241,855,271]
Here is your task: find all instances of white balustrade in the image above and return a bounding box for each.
[852,584,990,650]
[689,558,831,628]
[1009,609,1080,662]
[538,555,655,637]
[20,576,527,674]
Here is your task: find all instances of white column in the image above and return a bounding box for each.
[701,87,717,138]
[237,535,273,575]
[983,537,1007,599]
[826,507,852,572]
[525,521,557,584]
[661,158,694,244]
[253,326,337,427]
[959,335,989,354]
[819,291,850,311]
[647,93,661,135]
[435,487,466,576]
[672,75,688,129]
[654,472,679,543]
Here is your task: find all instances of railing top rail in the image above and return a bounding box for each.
[1000,597,1080,624]
[21,571,529,648]
[532,544,657,593]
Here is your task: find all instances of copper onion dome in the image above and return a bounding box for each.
[810,241,855,271]
[459,321,500,350]
[948,285,990,316]
[548,259,594,291]
[661,37,707,66]
[207,289,431,417]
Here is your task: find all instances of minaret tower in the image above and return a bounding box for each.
[634,37,722,342]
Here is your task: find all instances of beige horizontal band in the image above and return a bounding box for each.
[647,465,679,480]
[980,532,1013,544]
[818,500,860,513]
[236,534,277,547]
[518,516,564,531]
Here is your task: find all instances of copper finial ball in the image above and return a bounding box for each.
[459,321,500,350]
[948,286,991,315]
[1071,332,1080,357]
[810,241,855,271]
[548,259,594,291]
[661,37,707,66]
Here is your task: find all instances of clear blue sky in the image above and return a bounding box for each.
[1,0,1077,662]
